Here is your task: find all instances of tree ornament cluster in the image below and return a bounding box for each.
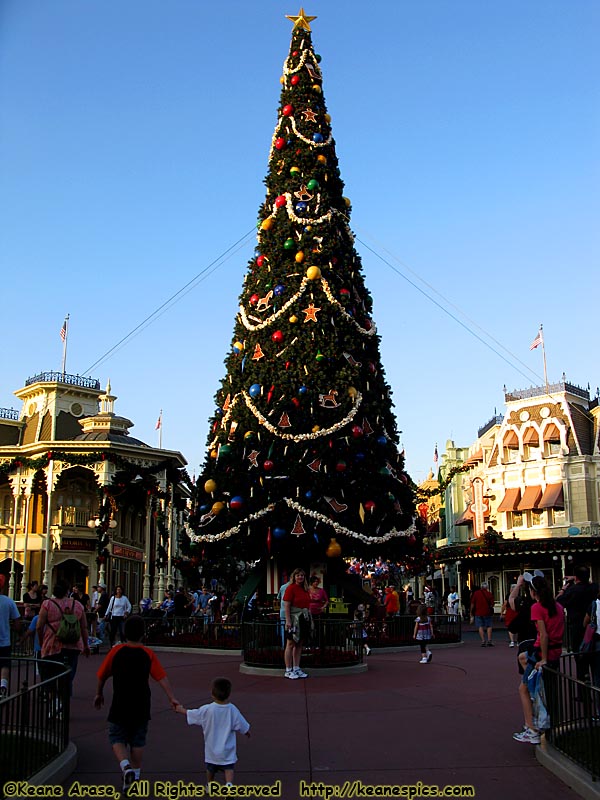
[187,11,425,569]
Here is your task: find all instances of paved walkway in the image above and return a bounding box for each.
[59,630,582,800]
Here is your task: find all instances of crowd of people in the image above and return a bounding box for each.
[1,562,600,792]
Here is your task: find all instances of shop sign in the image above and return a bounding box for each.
[112,543,144,561]
[61,538,96,552]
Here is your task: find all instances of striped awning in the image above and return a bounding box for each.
[538,483,564,509]
[523,427,540,445]
[454,508,474,525]
[497,487,521,512]
[504,430,519,448]
[517,485,542,511]
[543,423,561,442]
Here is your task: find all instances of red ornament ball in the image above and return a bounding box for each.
[291,74,300,85]
[282,104,293,117]
[249,294,260,306]
[263,459,274,471]
[364,500,376,513]
[292,50,299,56]
[256,255,266,267]
[351,425,364,438]
[275,137,286,150]
[272,330,284,343]
[336,460,347,472]
[275,195,287,208]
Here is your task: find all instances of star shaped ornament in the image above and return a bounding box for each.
[286,8,317,31]
[301,108,318,123]
[302,303,321,322]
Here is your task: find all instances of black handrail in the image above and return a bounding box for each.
[543,653,600,780]
[0,658,71,782]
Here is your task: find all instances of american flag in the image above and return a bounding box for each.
[530,328,543,350]
[433,444,438,464]
[60,320,67,341]
[155,413,162,430]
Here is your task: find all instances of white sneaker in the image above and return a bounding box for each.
[513,727,541,744]
[509,641,516,648]
[426,651,433,662]
[285,670,299,679]
[419,657,428,663]
[293,668,308,678]
[122,767,136,794]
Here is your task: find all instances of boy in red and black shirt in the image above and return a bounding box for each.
[94,615,179,795]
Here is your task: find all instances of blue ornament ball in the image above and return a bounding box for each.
[199,504,210,513]
[305,490,313,499]
[312,132,324,143]
[296,201,307,213]
[230,496,244,511]
[377,435,387,446]
[354,452,366,462]
[298,385,308,395]
[273,527,286,539]
[274,283,285,296]
[249,384,261,398]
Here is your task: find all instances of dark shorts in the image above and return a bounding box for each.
[0,645,11,669]
[206,762,235,775]
[520,644,559,684]
[475,615,493,628]
[108,721,149,748]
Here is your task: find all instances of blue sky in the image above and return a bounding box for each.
[1,0,598,483]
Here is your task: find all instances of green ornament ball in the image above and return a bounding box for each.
[283,239,294,250]
[307,179,319,191]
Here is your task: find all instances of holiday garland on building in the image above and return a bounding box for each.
[187,10,428,572]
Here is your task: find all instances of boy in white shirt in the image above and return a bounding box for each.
[175,677,250,789]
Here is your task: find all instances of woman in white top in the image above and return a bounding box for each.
[106,585,132,647]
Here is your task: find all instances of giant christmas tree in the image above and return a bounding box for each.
[187,10,426,573]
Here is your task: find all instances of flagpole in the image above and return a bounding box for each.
[61,314,70,376]
[158,409,163,449]
[540,324,549,391]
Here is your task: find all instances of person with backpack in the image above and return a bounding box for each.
[37,580,90,702]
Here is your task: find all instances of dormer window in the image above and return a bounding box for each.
[543,423,562,457]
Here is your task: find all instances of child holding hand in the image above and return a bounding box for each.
[175,677,250,790]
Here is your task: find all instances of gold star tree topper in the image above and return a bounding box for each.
[286,8,317,31]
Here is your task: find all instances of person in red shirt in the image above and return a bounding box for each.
[470,582,495,647]
[384,587,400,618]
[513,575,564,745]
[283,568,311,680]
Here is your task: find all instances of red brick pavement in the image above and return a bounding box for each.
[62,636,580,800]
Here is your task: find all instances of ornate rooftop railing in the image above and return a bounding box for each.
[505,381,589,402]
[0,408,19,421]
[25,372,100,390]
[477,414,504,437]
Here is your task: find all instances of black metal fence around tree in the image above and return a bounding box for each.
[138,613,461,664]
[0,657,71,782]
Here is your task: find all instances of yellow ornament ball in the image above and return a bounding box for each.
[210,450,218,459]
[261,218,274,231]
[348,386,358,399]
[312,84,322,93]
[312,424,321,433]
[289,315,298,324]
[324,113,331,123]
[280,75,285,84]
[317,154,327,165]
[306,266,322,280]
[204,479,217,494]
[212,501,225,515]
[295,251,305,263]
[343,197,351,207]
